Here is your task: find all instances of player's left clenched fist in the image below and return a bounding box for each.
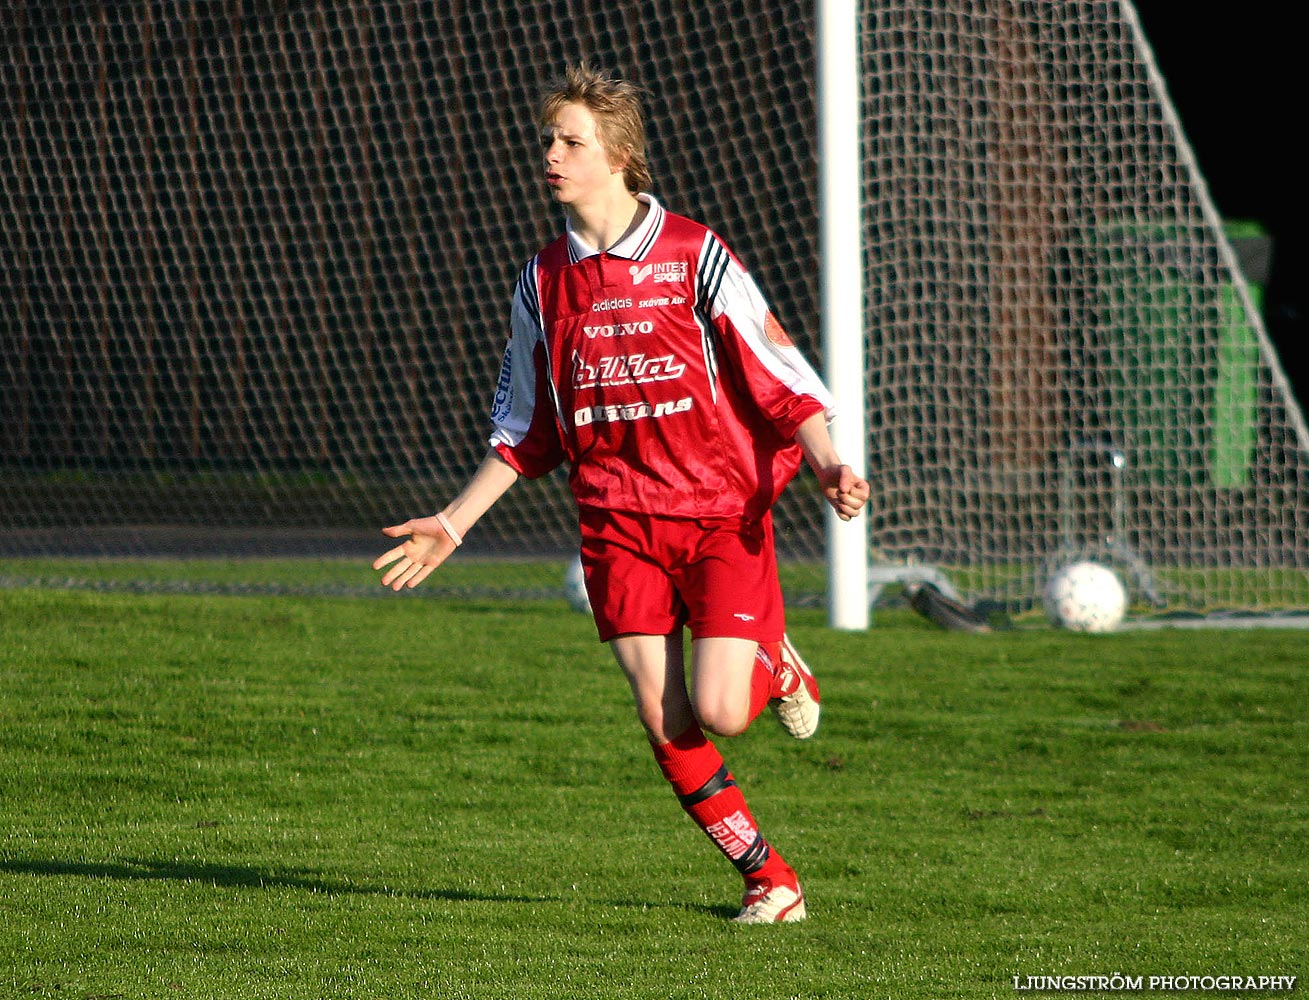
[818,465,870,521]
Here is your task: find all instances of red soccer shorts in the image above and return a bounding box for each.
[577,508,785,643]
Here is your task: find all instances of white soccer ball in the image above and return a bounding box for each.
[1043,560,1127,633]
[564,553,591,614]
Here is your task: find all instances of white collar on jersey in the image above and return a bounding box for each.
[565,193,665,263]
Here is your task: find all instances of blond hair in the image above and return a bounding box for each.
[539,62,652,195]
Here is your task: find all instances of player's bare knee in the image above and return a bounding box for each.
[634,700,690,745]
[695,702,749,738]
[634,703,667,739]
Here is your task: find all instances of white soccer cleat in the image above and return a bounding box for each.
[769,633,821,739]
[733,876,808,924]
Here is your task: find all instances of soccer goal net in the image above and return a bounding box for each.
[3,1,1307,616]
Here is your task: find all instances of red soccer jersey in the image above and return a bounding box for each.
[489,195,835,522]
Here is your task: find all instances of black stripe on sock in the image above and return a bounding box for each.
[677,765,735,808]
[733,835,771,875]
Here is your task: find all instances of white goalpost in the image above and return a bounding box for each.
[818,0,870,630]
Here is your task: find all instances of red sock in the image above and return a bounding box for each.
[747,641,784,723]
[651,724,783,877]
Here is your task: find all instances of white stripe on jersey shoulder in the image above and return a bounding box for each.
[515,256,544,330]
[695,230,732,314]
[511,254,563,420]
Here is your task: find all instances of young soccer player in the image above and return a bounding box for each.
[373,63,869,923]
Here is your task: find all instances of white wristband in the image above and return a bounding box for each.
[434,511,463,547]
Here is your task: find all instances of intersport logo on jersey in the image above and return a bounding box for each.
[628,261,688,285]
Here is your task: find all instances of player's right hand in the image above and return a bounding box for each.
[372,517,458,591]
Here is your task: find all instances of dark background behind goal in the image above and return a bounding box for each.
[1135,1,1306,413]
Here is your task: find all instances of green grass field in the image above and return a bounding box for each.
[1,561,1305,999]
